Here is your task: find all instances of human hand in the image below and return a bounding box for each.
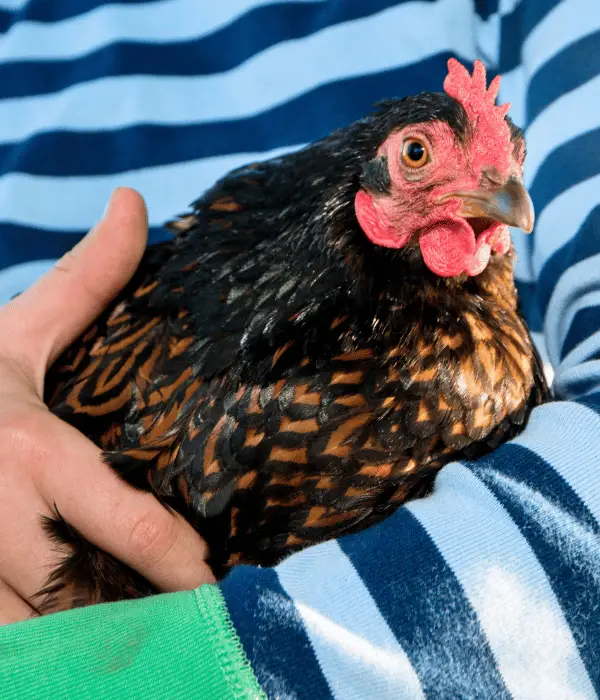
[0,188,215,625]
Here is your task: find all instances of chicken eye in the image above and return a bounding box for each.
[401,139,428,168]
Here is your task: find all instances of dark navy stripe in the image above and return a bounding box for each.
[0,223,170,271]
[0,225,81,267]
[469,443,600,539]
[220,566,332,700]
[529,128,600,218]
[473,0,498,21]
[579,391,600,415]
[0,0,162,29]
[536,205,600,318]
[559,374,600,399]
[0,54,461,177]
[515,279,543,334]
[498,0,562,75]
[472,446,600,691]
[0,10,11,34]
[528,30,600,124]
[498,1,524,75]
[519,0,562,38]
[0,0,420,99]
[339,509,511,698]
[563,306,600,359]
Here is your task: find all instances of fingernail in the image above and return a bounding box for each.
[70,190,120,254]
[102,188,121,219]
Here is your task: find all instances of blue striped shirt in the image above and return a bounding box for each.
[1,1,599,697]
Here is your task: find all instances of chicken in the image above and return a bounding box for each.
[43,59,549,610]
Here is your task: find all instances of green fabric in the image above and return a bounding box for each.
[0,585,266,699]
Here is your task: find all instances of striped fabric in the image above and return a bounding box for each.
[1,1,599,697]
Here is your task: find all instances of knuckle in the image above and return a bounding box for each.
[53,253,76,276]
[0,409,48,467]
[127,509,179,567]
[53,256,106,308]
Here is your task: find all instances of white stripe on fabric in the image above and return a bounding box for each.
[532,174,600,278]
[525,74,600,189]
[0,144,300,230]
[0,0,476,144]
[0,0,327,62]
[276,540,425,700]
[523,0,600,78]
[0,259,55,305]
[545,252,600,365]
[406,463,596,700]
[511,401,600,527]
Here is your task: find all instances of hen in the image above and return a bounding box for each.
[44,59,549,611]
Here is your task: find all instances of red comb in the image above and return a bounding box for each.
[443,58,510,121]
[443,58,513,169]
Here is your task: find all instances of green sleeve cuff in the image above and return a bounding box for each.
[0,585,266,700]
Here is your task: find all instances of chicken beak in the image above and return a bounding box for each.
[438,178,535,234]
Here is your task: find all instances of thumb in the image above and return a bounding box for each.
[6,188,148,378]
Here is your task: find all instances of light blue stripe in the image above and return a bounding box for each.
[0,0,475,144]
[499,0,521,13]
[0,258,55,305]
[510,223,534,283]
[521,0,600,79]
[0,144,297,230]
[406,463,596,699]
[277,540,425,700]
[561,329,600,371]
[545,252,600,365]
[499,65,526,129]
[532,175,600,280]
[525,75,600,189]
[0,0,324,61]
[473,11,500,68]
[554,362,600,400]
[0,0,27,9]
[511,402,600,526]
[554,288,600,358]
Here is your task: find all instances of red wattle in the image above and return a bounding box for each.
[419,221,491,277]
[354,190,411,249]
[355,189,511,278]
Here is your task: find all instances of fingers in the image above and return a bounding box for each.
[38,417,216,593]
[3,188,148,387]
[0,579,37,626]
[0,409,72,603]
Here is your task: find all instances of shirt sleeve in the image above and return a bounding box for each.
[0,585,265,700]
